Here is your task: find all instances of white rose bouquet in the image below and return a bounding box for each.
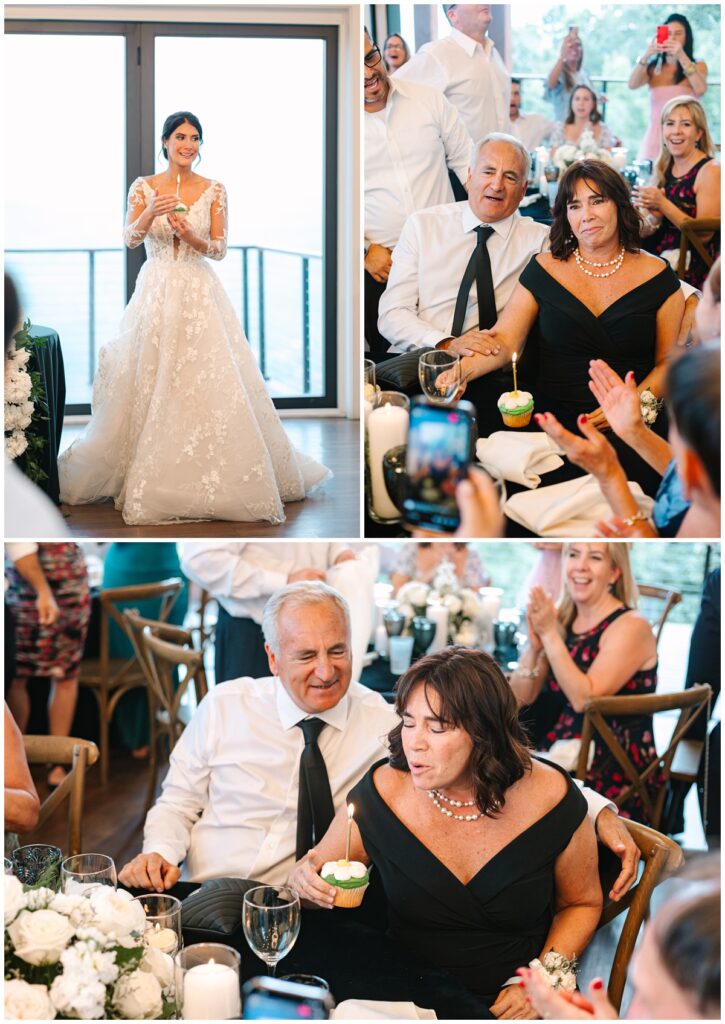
[396,580,430,616]
[429,561,483,644]
[4,876,176,1019]
[552,131,614,172]
[4,319,48,481]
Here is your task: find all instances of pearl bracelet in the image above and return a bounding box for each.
[622,510,650,527]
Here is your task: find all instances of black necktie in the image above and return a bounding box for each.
[295,718,335,859]
[451,224,497,337]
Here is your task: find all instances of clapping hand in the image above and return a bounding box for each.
[632,184,665,213]
[527,585,557,638]
[535,411,620,482]
[518,969,617,1020]
[588,361,642,441]
[146,189,179,219]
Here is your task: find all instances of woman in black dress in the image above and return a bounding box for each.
[457,159,684,495]
[291,647,602,1017]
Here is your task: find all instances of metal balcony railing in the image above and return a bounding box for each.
[5,245,323,400]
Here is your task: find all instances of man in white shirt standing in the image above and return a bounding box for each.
[365,28,473,355]
[181,543,356,683]
[119,580,640,901]
[395,5,510,147]
[507,78,553,153]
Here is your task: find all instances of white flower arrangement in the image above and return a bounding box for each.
[528,949,579,992]
[396,580,431,613]
[4,320,48,480]
[4,876,176,1020]
[640,388,664,426]
[428,561,484,644]
[552,130,614,173]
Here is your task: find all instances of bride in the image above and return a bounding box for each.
[58,111,331,525]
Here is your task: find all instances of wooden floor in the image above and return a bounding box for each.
[59,418,361,539]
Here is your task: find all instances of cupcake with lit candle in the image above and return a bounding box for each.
[498,390,534,428]
[320,859,369,907]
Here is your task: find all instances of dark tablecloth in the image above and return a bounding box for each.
[16,325,65,505]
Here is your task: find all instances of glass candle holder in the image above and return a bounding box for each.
[134,893,183,955]
[12,844,62,890]
[366,392,410,524]
[5,857,15,876]
[61,853,117,896]
[176,943,242,1020]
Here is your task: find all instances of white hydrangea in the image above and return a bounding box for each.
[5,429,28,460]
[50,971,108,1020]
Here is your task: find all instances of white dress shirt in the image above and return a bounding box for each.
[508,112,554,153]
[365,77,473,249]
[180,543,352,624]
[395,28,510,143]
[378,201,549,353]
[142,676,397,884]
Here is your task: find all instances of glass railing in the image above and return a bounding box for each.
[5,245,323,410]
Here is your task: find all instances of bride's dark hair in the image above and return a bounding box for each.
[388,646,532,816]
[161,111,204,160]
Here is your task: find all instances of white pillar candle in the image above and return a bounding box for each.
[426,603,448,653]
[374,623,389,657]
[146,925,178,955]
[366,401,409,520]
[182,961,241,1020]
[612,147,628,171]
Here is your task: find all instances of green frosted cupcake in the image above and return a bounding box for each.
[498,390,534,428]
[320,859,369,908]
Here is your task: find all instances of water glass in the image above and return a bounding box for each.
[389,635,415,675]
[242,885,301,977]
[418,350,461,405]
[134,893,183,955]
[280,974,330,993]
[363,358,380,413]
[175,943,241,1020]
[61,853,117,896]
[12,844,62,890]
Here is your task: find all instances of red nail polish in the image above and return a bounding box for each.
[578,415,587,424]
[515,968,525,976]
[592,979,604,990]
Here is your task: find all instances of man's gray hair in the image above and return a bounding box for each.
[443,4,456,15]
[261,580,351,656]
[471,132,531,180]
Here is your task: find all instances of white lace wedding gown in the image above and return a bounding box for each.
[58,178,331,525]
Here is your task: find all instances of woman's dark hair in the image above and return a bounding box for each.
[160,111,203,160]
[388,646,532,816]
[666,345,720,497]
[5,274,20,355]
[564,84,601,125]
[649,14,696,84]
[382,33,410,69]
[549,160,643,260]
[655,854,720,1016]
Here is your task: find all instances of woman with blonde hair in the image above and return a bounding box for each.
[510,542,660,821]
[635,95,720,288]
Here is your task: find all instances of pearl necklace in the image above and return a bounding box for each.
[574,246,625,278]
[427,789,500,821]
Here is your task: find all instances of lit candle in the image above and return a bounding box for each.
[146,922,178,955]
[182,959,241,1020]
[512,351,518,396]
[345,803,354,863]
[366,399,409,519]
[176,173,181,197]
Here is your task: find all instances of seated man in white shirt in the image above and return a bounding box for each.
[507,78,554,153]
[119,580,639,902]
[364,28,472,355]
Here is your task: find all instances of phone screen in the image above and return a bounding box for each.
[243,991,329,1020]
[403,402,474,533]
[656,24,669,43]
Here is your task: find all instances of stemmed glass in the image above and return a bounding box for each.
[418,350,461,405]
[61,853,117,896]
[242,885,301,977]
[364,358,380,412]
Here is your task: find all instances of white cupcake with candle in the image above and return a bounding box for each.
[498,350,534,428]
[320,859,369,907]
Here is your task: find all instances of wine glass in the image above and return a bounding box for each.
[242,885,301,977]
[418,350,460,405]
[61,853,117,896]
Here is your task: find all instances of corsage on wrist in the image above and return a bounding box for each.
[640,388,664,425]
[503,949,578,992]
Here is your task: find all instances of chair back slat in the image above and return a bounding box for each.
[637,585,682,646]
[677,217,720,279]
[22,736,99,855]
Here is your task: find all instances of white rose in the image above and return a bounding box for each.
[140,943,175,990]
[49,890,94,927]
[4,875,26,925]
[112,969,163,1020]
[7,909,75,965]
[89,886,145,946]
[50,973,107,1020]
[442,593,462,616]
[14,346,31,367]
[4,979,55,1020]
[460,589,482,619]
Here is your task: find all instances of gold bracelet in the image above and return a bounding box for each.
[622,510,650,527]
[684,63,696,76]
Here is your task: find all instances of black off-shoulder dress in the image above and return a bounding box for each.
[348,757,588,1006]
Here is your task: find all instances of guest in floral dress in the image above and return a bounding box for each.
[390,542,490,594]
[5,543,91,788]
[509,542,661,823]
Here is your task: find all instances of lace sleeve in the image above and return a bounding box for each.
[123,178,148,249]
[206,182,228,261]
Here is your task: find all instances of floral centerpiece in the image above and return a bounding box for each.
[397,562,484,646]
[4,875,176,1020]
[4,319,48,481]
[551,130,614,173]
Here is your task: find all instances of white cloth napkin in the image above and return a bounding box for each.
[476,432,563,489]
[503,473,654,536]
[331,1000,437,1020]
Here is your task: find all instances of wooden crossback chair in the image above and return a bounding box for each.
[676,217,720,280]
[23,736,99,856]
[637,584,682,646]
[122,610,208,814]
[78,578,184,786]
[598,819,684,1011]
[575,684,712,830]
